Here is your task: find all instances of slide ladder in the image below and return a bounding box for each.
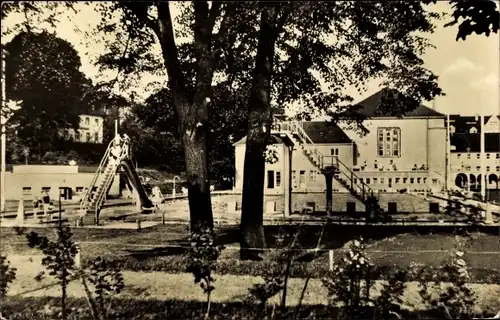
[271,118,376,204]
[80,138,130,214]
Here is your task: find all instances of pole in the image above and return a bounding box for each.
[480,115,486,201]
[445,114,450,192]
[1,50,6,212]
[114,119,118,138]
[58,190,62,227]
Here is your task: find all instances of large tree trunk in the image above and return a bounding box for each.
[240,6,279,260]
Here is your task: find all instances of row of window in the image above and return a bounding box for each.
[459,166,500,172]
[354,177,438,185]
[266,170,320,189]
[377,127,401,157]
[457,153,500,159]
[83,117,101,127]
[64,130,101,143]
[22,186,89,195]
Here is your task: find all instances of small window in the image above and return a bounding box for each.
[366,178,371,184]
[432,179,438,184]
[486,153,490,159]
[76,187,84,192]
[380,177,385,184]
[86,132,91,142]
[403,178,408,184]
[85,117,90,126]
[467,154,471,159]
[95,118,99,126]
[496,166,500,172]
[75,131,81,141]
[309,170,316,181]
[476,154,480,159]
[359,178,363,183]
[486,166,490,172]
[496,154,500,159]
[331,149,335,156]
[466,166,471,171]
[417,177,421,184]
[42,187,51,192]
[423,177,427,184]
[22,187,32,195]
[476,166,481,171]
[276,171,281,187]
[457,154,461,158]
[354,178,358,184]
[410,178,414,184]
[395,178,400,184]
[373,178,378,183]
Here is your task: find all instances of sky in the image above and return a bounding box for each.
[2,1,499,117]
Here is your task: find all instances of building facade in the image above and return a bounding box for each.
[61,111,106,144]
[449,115,500,191]
[233,88,448,195]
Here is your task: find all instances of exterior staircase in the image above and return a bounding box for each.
[80,138,130,217]
[271,118,376,205]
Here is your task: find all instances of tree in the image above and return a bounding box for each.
[4,31,91,156]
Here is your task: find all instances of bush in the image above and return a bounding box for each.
[0,255,17,315]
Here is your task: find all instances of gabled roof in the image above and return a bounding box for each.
[233,121,352,145]
[354,88,445,118]
[449,115,500,133]
[450,133,500,153]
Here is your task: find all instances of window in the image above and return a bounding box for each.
[410,178,414,184]
[299,170,306,185]
[380,178,385,184]
[496,166,499,172]
[354,178,358,184]
[486,153,490,159]
[417,177,421,184]
[467,154,471,159]
[377,127,401,157]
[22,187,32,195]
[373,178,378,183]
[309,170,316,181]
[86,132,91,142]
[95,118,99,126]
[276,171,281,187]
[466,166,471,171]
[403,178,408,184]
[496,154,500,159]
[42,187,51,192]
[75,131,81,141]
[267,171,275,189]
[476,166,481,171]
[359,178,363,183]
[94,134,99,143]
[292,171,296,186]
[366,178,371,184]
[330,148,339,156]
[423,177,427,184]
[85,117,90,126]
[477,154,480,159]
[76,187,84,193]
[395,178,400,184]
[457,154,461,158]
[432,179,438,184]
[486,166,490,172]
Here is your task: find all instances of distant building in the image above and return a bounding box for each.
[233,88,448,195]
[449,115,500,190]
[61,111,106,144]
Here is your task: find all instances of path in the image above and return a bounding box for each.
[4,255,500,314]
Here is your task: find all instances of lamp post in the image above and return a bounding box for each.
[173,176,181,199]
[479,115,486,201]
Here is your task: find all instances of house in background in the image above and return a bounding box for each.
[449,114,500,191]
[61,110,106,144]
[233,88,448,196]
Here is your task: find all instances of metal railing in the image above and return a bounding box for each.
[80,139,115,211]
[91,140,130,214]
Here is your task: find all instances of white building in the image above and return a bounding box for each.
[62,111,106,144]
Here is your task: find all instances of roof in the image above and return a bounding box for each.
[449,115,500,133]
[354,88,445,118]
[81,110,107,117]
[233,121,352,145]
[233,135,284,146]
[450,133,500,153]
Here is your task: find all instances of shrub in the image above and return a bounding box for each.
[186,225,225,319]
[0,255,17,315]
[26,224,79,320]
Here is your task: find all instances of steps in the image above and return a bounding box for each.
[271,118,375,205]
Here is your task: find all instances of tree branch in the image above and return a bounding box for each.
[152,2,186,93]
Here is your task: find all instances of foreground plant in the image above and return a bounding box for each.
[186,225,225,319]
[415,233,478,319]
[27,224,79,320]
[323,237,374,320]
[0,255,17,316]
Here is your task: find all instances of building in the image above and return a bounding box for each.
[61,111,106,144]
[449,115,500,191]
[3,165,120,201]
[233,88,448,198]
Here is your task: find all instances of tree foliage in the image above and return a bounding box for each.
[4,31,91,155]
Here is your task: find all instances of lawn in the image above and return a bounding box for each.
[2,224,499,283]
